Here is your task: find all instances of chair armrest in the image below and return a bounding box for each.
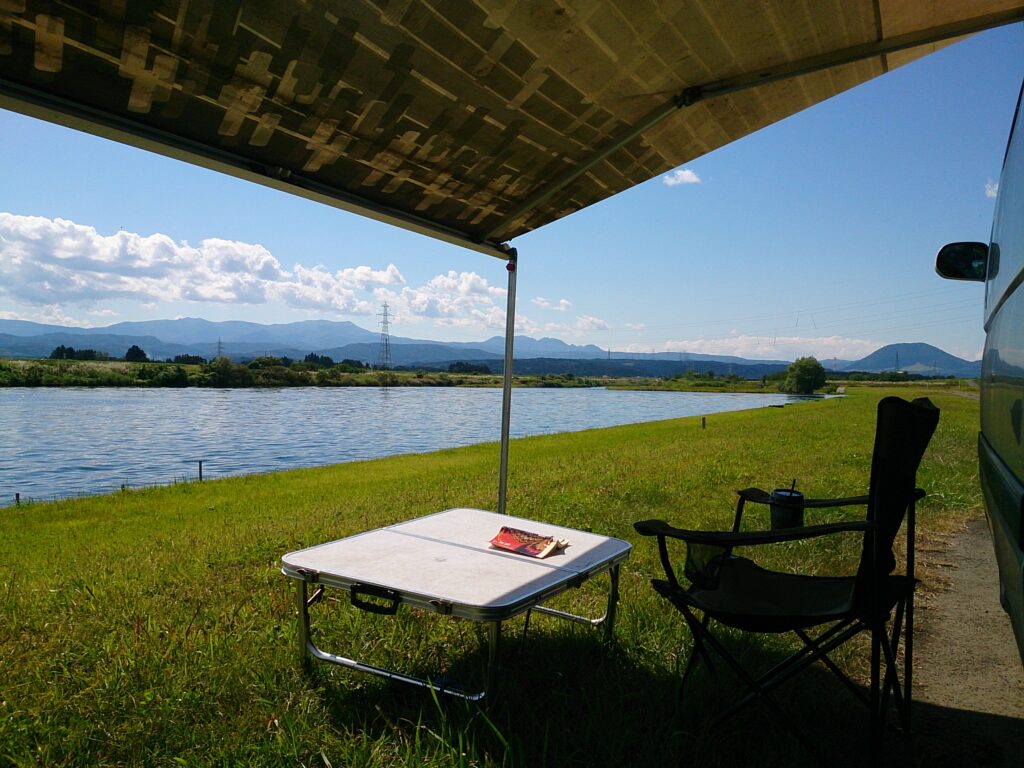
[787,489,923,508]
[805,495,870,508]
[736,487,772,505]
[737,487,870,509]
[633,518,875,546]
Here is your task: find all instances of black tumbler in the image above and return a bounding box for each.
[769,489,804,529]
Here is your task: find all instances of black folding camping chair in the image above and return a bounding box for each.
[634,396,939,761]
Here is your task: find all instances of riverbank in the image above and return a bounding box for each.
[0,387,986,766]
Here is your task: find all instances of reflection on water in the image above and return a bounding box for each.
[0,387,815,503]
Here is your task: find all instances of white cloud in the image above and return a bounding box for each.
[335,263,404,288]
[662,169,701,186]
[624,322,646,330]
[373,270,509,330]
[0,213,399,314]
[514,313,541,335]
[0,213,550,336]
[985,180,999,199]
[32,304,89,327]
[575,314,610,331]
[532,296,573,311]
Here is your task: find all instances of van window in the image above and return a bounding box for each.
[986,86,1024,324]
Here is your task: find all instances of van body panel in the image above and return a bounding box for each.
[980,434,1024,660]
[981,296,1024,492]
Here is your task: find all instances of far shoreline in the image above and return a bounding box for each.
[1,356,786,392]
[0,356,967,393]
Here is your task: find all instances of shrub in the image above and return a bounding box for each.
[783,356,827,394]
[124,345,149,363]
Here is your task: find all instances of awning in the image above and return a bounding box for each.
[2,1,1022,261]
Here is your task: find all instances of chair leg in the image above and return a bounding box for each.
[721,620,862,724]
[870,626,883,764]
[904,590,914,733]
[878,596,915,733]
[677,641,701,705]
[675,610,714,704]
[696,626,828,766]
[879,627,901,720]
[680,610,716,673]
[795,626,870,708]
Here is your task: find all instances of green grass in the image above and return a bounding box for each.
[0,387,981,766]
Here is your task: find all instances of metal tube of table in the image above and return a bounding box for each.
[605,564,621,641]
[487,621,501,693]
[296,579,311,671]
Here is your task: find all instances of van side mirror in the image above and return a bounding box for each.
[935,242,988,282]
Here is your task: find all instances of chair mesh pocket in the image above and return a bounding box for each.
[684,543,729,589]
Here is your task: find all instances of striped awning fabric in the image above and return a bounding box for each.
[1,1,1021,258]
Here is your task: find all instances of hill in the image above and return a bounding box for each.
[322,342,503,366]
[0,317,379,348]
[0,332,311,362]
[841,343,980,377]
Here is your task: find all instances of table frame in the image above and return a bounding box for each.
[284,510,629,700]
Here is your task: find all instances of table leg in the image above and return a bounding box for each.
[604,564,621,642]
[531,563,623,638]
[291,578,492,699]
[297,579,312,672]
[487,621,501,694]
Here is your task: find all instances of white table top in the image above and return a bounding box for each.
[281,508,631,620]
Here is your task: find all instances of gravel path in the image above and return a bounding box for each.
[909,517,1024,766]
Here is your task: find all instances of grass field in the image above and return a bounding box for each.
[0,387,982,766]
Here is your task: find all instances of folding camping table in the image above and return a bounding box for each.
[281,507,631,700]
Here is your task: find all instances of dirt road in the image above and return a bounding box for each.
[911,517,1024,766]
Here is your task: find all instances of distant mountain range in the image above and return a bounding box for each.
[0,318,981,378]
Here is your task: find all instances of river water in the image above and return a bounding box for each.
[0,387,813,504]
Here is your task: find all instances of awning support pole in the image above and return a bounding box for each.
[497,249,518,515]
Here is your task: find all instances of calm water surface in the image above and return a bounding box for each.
[0,387,813,503]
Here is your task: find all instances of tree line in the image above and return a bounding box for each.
[6,350,955,392]
[3,351,416,388]
[48,345,371,369]
[663,357,828,394]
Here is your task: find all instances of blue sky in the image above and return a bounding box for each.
[1,24,1022,362]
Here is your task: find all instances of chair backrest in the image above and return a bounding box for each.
[854,396,940,612]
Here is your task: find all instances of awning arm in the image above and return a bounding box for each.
[485,7,1024,241]
[698,8,1024,102]
[497,249,518,515]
